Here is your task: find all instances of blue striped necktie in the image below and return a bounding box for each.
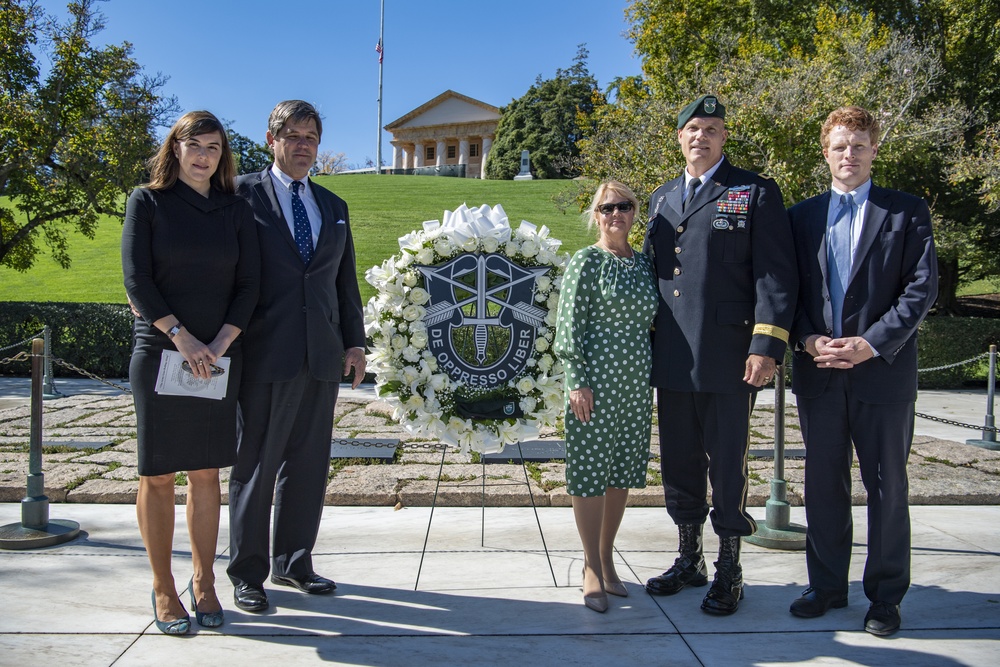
[828,193,855,337]
[291,180,314,264]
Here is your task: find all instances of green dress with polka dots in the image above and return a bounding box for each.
[553,246,658,497]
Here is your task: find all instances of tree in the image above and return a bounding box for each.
[485,45,604,180]
[313,150,347,175]
[582,1,1000,310]
[226,125,271,175]
[0,0,177,271]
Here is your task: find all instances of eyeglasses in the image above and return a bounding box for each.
[597,201,634,215]
[181,361,226,377]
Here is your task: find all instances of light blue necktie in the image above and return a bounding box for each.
[828,193,855,337]
[291,180,314,264]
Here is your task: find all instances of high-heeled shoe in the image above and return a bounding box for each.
[151,590,190,635]
[604,580,629,598]
[581,565,609,613]
[188,577,225,628]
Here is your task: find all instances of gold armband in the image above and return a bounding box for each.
[753,323,789,343]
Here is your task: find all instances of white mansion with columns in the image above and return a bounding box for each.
[385,90,500,178]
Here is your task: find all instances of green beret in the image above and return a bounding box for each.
[677,95,726,129]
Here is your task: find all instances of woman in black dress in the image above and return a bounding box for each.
[122,111,259,634]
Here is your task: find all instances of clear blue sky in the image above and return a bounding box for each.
[37,0,644,167]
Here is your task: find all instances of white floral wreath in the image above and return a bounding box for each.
[364,204,569,455]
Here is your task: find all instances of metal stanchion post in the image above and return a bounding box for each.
[42,325,64,400]
[967,344,998,451]
[743,364,807,550]
[0,339,80,550]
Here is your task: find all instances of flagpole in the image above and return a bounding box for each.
[376,0,385,174]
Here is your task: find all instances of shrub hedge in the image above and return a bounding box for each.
[0,302,997,387]
[0,302,133,378]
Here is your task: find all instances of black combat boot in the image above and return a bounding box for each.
[645,523,709,595]
[701,536,744,615]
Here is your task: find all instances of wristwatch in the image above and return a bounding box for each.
[166,324,183,339]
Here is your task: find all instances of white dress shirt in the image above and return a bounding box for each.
[269,165,322,247]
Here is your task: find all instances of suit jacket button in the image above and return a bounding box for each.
[744,320,750,325]
[677,225,684,233]
[825,328,832,334]
[302,306,308,313]
[673,267,681,275]
[675,247,682,254]
[673,289,680,297]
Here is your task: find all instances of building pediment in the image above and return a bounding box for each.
[386,90,500,131]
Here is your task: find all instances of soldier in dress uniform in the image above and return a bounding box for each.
[642,95,797,615]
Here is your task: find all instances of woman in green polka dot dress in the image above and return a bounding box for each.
[553,180,658,613]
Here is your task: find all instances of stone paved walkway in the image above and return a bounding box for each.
[2,389,998,506]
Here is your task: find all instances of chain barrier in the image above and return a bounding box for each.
[51,357,132,393]
[6,344,997,436]
[917,352,990,374]
[0,330,45,354]
[914,412,999,434]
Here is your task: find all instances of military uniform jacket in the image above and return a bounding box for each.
[643,157,797,393]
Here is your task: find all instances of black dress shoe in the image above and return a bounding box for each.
[271,573,337,595]
[789,587,849,618]
[233,583,269,612]
[864,601,901,636]
[645,554,709,596]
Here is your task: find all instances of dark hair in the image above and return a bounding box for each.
[146,110,235,194]
[821,106,880,149]
[268,100,323,140]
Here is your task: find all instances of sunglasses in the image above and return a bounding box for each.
[597,201,634,215]
[181,360,226,377]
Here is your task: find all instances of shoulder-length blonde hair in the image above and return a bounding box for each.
[145,111,235,194]
[585,180,641,235]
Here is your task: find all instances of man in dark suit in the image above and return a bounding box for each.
[643,95,797,615]
[228,100,367,612]
[787,106,937,636]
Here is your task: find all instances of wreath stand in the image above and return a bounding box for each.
[413,441,559,590]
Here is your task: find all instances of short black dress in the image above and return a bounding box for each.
[122,181,259,476]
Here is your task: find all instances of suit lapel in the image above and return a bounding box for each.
[254,170,300,257]
[810,193,832,291]
[850,185,889,285]
[310,177,334,253]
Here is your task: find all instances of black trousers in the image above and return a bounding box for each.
[227,364,339,588]
[798,371,913,604]
[657,389,757,538]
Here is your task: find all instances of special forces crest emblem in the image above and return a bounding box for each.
[417,253,549,389]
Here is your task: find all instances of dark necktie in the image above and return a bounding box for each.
[291,180,314,264]
[683,178,700,212]
[828,193,855,337]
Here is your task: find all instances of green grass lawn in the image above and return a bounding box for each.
[0,175,596,305]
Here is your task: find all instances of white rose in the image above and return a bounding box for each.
[429,373,448,391]
[520,239,539,258]
[481,236,500,253]
[535,275,551,291]
[519,396,538,414]
[403,272,418,287]
[410,330,429,349]
[535,337,549,352]
[396,251,414,268]
[405,394,425,410]
[408,287,430,305]
[525,357,537,367]
[402,346,420,362]
[538,354,554,372]
[391,334,407,350]
[461,236,479,252]
[546,293,559,310]
[434,238,454,256]
[536,249,555,265]
[416,247,435,264]
[402,305,425,321]
[544,310,557,326]
[516,376,535,394]
[535,292,546,303]
[503,241,520,256]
